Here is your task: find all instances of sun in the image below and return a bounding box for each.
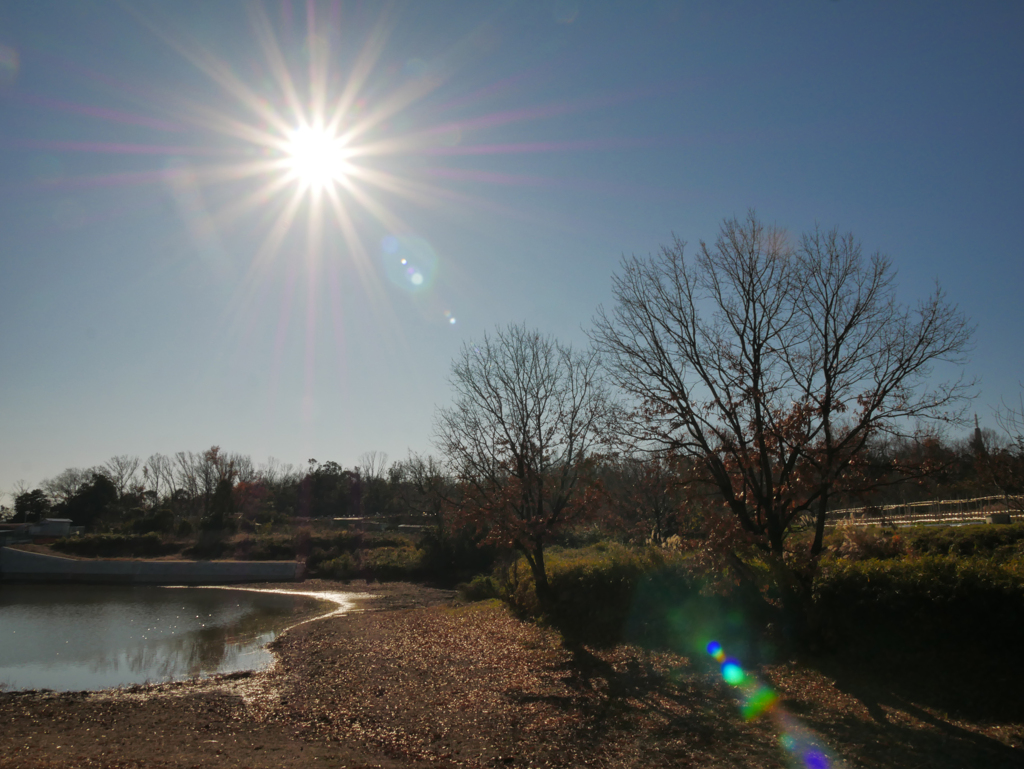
[284,124,351,191]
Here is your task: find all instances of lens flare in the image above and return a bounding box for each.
[706,640,726,663]
[742,684,779,720]
[721,660,745,686]
[379,234,438,292]
[707,643,833,768]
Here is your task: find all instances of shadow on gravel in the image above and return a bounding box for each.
[804,651,1024,769]
[507,642,779,765]
[814,648,1024,724]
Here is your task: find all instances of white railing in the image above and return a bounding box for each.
[824,494,1023,526]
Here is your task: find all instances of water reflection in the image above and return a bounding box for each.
[0,584,340,691]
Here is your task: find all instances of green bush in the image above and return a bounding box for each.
[362,532,416,550]
[359,546,424,581]
[307,529,364,553]
[127,509,175,535]
[317,553,357,580]
[417,527,497,585]
[52,533,179,558]
[501,543,671,645]
[812,555,1024,649]
[901,522,1024,558]
[184,532,227,559]
[232,534,298,560]
[457,574,500,602]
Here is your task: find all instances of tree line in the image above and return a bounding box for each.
[5,213,1023,611]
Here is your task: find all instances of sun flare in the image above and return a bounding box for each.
[285,125,350,190]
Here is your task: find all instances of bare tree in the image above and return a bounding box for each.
[978,389,1024,512]
[605,453,695,544]
[230,453,257,484]
[591,212,974,559]
[258,457,293,487]
[791,226,974,549]
[396,452,453,534]
[104,455,141,499]
[174,451,202,501]
[143,453,177,503]
[41,467,95,506]
[435,323,617,604]
[357,451,389,483]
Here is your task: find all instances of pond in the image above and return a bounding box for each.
[0,584,348,692]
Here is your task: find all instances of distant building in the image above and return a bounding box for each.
[29,518,74,538]
[0,518,78,546]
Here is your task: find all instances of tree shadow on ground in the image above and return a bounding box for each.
[801,650,1024,768]
[504,642,785,766]
[813,646,1024,724]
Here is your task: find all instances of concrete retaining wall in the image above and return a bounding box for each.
[0,547,303,584]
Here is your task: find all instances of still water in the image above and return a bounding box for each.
[0,584,343,692]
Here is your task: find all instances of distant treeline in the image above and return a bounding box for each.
[4,424,1020,540]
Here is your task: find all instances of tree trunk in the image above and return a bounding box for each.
[528,543,552,609]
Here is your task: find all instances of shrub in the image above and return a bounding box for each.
[359,546,424,581]
[52,533,179,558]
[317,553,357,580]
[457,574,500,602]
[362,532,416,550]
[812,555,1024,650]
[501,543,669,645]
[418,527,498,585]
[128,509,175,535]
[184,531,227,559]
[834,524,905,560]
[309,529,363,553]
[234,534,297,560]
[901,522,1024,558]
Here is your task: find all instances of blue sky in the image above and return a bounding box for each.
[1,1,1022,498]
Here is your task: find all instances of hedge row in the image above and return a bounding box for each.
[309,544,425,582]
[812,554,1024,647]
[52,533,181,558]
[900,522,1024,558]
[492,541,1024,654]
[501,543,669,644]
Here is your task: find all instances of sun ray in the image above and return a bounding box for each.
[123,4,295,138]
[325,13,394,136]
[199,171,297,235]
[166,96,295,153]
[248,4,309,128]
[305,1,329,126]
[302,192,321,423]
[224,184,308,335]
[322,184,413,357]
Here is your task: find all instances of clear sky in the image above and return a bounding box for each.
[1,1,1022,499]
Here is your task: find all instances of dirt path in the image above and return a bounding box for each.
[1,582,1021,768]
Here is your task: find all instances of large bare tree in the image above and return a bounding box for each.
[591,212,974,558]
[435,323,617,604]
